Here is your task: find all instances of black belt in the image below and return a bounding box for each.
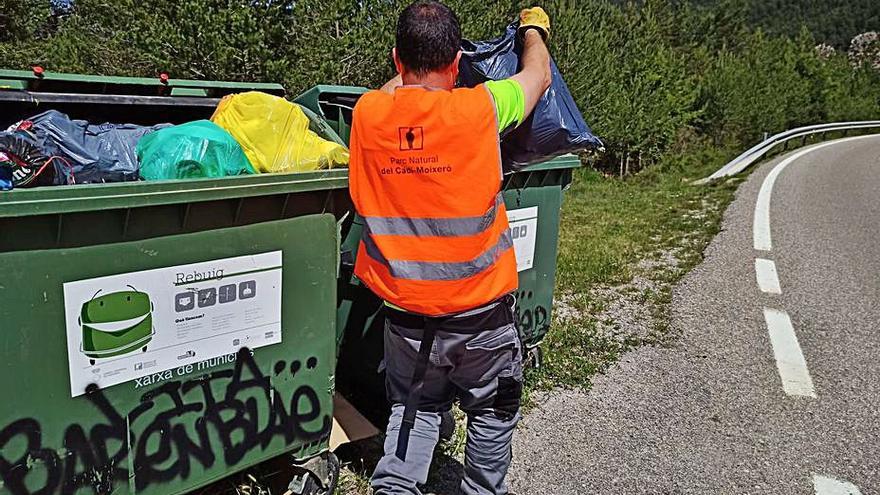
[385,295,515,334]
[392,295,514,461]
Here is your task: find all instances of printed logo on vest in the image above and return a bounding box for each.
[398,126,424,151]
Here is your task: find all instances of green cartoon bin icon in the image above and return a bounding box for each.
[78,286,155,365]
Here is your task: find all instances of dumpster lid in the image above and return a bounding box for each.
[0,69,288,128]
[0,68,285,98]
[517,154,581,172]
[0,169,348,218]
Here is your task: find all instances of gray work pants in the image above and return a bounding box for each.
[370,306,523,495]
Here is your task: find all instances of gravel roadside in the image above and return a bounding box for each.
[507,152,776,494]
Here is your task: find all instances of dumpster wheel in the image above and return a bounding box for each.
[286,451,340,495]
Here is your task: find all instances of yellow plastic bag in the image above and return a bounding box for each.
[211,91,349,173]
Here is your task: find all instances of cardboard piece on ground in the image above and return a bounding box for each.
[330,393,380,450]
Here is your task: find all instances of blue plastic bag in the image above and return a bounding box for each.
[26,110,169,184]
[460,22,602,171]
[0,157,13,191]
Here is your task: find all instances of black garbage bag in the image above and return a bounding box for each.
[25,110,170,184]
[0,128,64,188]
[460,22,602,171]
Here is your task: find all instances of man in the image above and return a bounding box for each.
[348,2,551,494]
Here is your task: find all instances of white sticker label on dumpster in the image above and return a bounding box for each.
[63,251,283,397]
[507,207,538,272]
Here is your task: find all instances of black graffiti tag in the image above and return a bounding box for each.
[0,349,331,495]
[514,290,550,342]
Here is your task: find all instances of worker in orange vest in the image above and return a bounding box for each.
[348,2,551,494]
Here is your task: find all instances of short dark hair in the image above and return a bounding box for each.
[396,1,461,75]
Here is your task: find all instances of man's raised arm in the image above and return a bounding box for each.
[512,7,552,119]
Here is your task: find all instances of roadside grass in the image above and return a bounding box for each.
[336,144,741,493]
[338,469,373,495]
[531,144,740,391]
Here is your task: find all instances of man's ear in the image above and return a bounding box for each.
[450,50,463,81]
[393,48,404,75]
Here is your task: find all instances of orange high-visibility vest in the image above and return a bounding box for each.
[349,85,518,316]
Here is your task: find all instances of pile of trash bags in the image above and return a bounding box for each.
[0,42,600,190]
[0,91,348,191]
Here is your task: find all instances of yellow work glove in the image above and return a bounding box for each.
[518,6,550,41]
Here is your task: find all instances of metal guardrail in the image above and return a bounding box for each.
[694,121,880,185]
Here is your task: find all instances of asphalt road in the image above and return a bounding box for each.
[507,135,880,494]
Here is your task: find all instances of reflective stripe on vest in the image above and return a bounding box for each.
[362,193,504,237]
[362,225,514,281]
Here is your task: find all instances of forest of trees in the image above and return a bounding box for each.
[686,0,880,48]
[0,0,878,174]
[746,0,878,49]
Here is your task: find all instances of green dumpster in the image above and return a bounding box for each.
[294,86,581,425]
[294,85,368,146]
[0,71,352,495]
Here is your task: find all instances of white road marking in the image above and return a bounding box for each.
[753,135,880,251]
[763,308,816,397]
[755,258,782,294]
[813,474,863,495]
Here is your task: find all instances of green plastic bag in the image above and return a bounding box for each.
[136,120,255,180]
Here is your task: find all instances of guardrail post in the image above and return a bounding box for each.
[842,129,848,137]
[801,135,807,146]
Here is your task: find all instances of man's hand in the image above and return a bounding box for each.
[518,6,550,41]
